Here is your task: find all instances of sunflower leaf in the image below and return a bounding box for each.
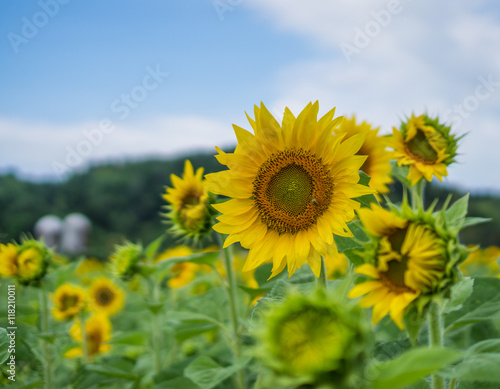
[145,234,166,261]
[151,377,201,389]
[184,356,251,389]
[445,193,469,227]
[371,347,463,389]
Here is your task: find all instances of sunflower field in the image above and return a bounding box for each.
[1,102,500,389]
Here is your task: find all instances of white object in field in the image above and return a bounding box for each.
[34,215,63,249]
[60,213,92,256]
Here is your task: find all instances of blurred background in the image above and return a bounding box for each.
[1,0,499,257]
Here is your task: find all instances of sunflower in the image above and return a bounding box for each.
[348,203,456,329]
[163,160,215,241]
[52,283,86,320]
[325,252,349,280]
[0,243,19,277]
[335,116,393,197]
[65,314,111,359]
[16,239,50,284]
[255,289,369,387]
[390,114,459,185]
[110,241,143,280]
[88,277,124,316]
[206,102,374,278]
[460,245,500,277]
[155,246,203,288]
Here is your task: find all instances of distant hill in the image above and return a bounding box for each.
[0,152,499,259]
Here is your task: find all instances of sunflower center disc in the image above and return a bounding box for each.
[97,288,113,306]
[253,148,333,234]
[406,129,438,162]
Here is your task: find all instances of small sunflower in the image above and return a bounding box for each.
[335,116,393,197]
[390,114,459,185]
[460,245,500,277]
[88,277,124,316]
[325,252,349,280]
[52,283,86,321]
[255,289,369,387]
[110,241,143,280]
[0,243,19,277]
[348,203,464,329]
[206,102,374,278]
[156,245,209,288]
[65,314,111,359]
[16,239,50,284]
[163,160,215,242]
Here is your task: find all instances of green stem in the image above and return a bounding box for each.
[39,287,52,389]
[410,179,425,210]
[151,279,162,375]
[318,257,327,288]
[218,235,245,389]
[79,314,89,364]
[449,378,457,389]
[428,302,446,389]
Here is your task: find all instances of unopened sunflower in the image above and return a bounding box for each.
[335,116,393,197]
[65,314,111,359]
[52,283,86,320]
[348,202,466,329]
[110,241,143,280]
[255,289,370,388]
[390,114,459,185]
[88,277,124,316]
[206,102,374,278]
[163,160,215,241]
[0,239,51,284]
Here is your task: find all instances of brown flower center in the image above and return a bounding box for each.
[405,129,438,163]
[95,287,114,306]
[253,148,333,234]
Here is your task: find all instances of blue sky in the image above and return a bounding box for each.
[1,0,500,193]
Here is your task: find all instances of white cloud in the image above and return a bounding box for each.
[244,0,500,193]
[0,115,233,179]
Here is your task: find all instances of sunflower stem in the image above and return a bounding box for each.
[428,302,446,389]
[410,179,425,210]
[150,278,163,375]
[39,286,52,389]
[218,234,245,389]
[79,313,89,364]
[319,257,328,289]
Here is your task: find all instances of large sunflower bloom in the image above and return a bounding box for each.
[52,283,86,321]
[390,114,458,185]
[335,116,393,197]
[88,277,125,316]
[206,102,373,278]
[349,204,452,329]
[163,160,215,241]
[65,314,111,359]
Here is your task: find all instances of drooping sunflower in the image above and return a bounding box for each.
[52,283,86,321]
[206,102,374,278]
[163,160,215,241]
[88,277,124,316]
[16,239,51,284]
[390,114,459,185]
[348,202,465,329]
[0,243,19,278]
[255,289,370,387]
[335,116,393,197]
[65,314,111,359]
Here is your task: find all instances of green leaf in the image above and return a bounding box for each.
[145,234,166,261]
[334,235,363,253]
[151,377,201,389]
[441,340,500,382]
[109,331,145,346]
[84,364,139,381]
[371,347,463,389]
[445,193,469,227]
[445,277,500,331]
[237,284,270,301]
[444,278,474,314]
[403,306,426,345]
[0,328,9,364]
[391,162,412,187]
[184,356,251,389]
[358,171,371,186]
[167,311,226,342]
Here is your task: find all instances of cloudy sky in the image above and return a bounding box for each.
[1,0,499,193]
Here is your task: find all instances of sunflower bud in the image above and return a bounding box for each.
[6,239,51,285]
[390,114,460,185]
[110,241,143,280]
